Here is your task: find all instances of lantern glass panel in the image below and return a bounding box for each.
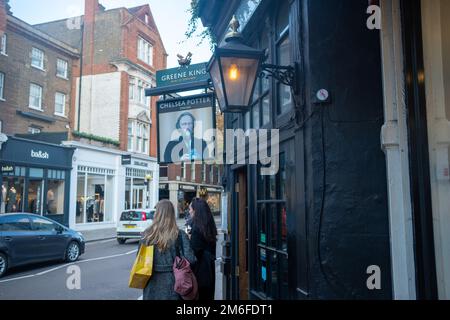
[221,57,259,108]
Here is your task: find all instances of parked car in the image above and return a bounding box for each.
[0,213,85,278]
[117,209,155,244]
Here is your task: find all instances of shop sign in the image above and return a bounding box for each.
[122,154,132,165]
[1,165,14,173]
[31,150,49,160]
[133,161,148,168]
[180,185,196,191]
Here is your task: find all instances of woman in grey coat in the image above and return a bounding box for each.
[141,199,196,300]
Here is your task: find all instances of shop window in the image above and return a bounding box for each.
[1,176,25,213]
[125,168,153,210]
[46,170,65,215]
[76,167,115,224]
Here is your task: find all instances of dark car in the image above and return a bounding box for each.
[0,213,85,278]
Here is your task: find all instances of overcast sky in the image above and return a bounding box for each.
[9,0,213,68]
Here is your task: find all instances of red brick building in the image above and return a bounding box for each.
[0,0,79,137]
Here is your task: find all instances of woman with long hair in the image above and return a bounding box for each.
[141,199,195,300]
[189,197,218,300]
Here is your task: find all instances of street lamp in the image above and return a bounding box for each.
[208,16,299,113]
[145,174,153,209]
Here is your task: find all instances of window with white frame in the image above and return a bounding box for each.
[28,126,41,134]
[129,77,135,101]
[181,162,186,180]
[1,34,6,55]
[56,59,68,79]
[128,120,150,154]
[145,14,149,25]
[29,83,43,110]
[31,47,44,70]
[55,92,66,116]
[210,165,214,183]
[128,121,134,152]
[190,163,195,181]
[138,36,153,66]
[0,72,4,100]
[202,164,206,182]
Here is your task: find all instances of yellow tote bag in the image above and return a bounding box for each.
[129,245,154,289]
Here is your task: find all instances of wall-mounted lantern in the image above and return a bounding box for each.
[208,16,299,113]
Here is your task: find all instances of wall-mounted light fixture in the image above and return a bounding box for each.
[208,16,299,113]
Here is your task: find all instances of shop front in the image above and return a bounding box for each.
[0,136,74,226]
[64,141,158,234]
[124,156,159,211]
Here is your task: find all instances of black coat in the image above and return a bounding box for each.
[190,226,216,299]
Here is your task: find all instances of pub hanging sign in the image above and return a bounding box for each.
[146,62,212,96]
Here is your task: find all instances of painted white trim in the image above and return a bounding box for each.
[420,0,450,299]
[380,0,417,299]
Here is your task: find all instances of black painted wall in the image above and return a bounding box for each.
[304,0,392,299]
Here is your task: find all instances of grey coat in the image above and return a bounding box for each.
[142,230,196,300]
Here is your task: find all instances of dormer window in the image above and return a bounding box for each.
[145,14,149,25]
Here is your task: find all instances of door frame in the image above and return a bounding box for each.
[400,0,438,299]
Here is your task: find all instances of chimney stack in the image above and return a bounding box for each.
[0,0,8,36]
[84,0,100,24]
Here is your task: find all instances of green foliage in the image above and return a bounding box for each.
[72,131,120,147]
[185,0,217,50]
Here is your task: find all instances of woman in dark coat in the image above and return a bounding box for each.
[189,198,217,300]
[141,199,195,300]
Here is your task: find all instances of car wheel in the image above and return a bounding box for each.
[0,253,8,278]
[117,238,126,245]
[65,241,80,262]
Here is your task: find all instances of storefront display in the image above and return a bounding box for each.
[0,136,73,225]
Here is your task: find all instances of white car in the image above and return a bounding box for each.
[116,209,154,244]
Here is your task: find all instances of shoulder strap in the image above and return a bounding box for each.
[175,232,185,257]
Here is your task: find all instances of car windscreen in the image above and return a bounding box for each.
[120,211,140,221]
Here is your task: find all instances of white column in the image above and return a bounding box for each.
[380,0,417,299]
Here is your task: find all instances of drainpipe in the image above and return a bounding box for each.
[77,22,84,132]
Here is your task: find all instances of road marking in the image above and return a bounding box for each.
[0,274,35,283]
[86,239,117,245]
[0,249,138,283]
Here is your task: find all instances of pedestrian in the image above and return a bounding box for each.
[141,199,196,300]
[189,197,217,300]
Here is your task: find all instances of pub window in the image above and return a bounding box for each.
[255,152,289,299]
[276,1,292,116]
[250,29,271,128]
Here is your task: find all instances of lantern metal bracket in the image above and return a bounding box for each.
[260,63,299,95]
